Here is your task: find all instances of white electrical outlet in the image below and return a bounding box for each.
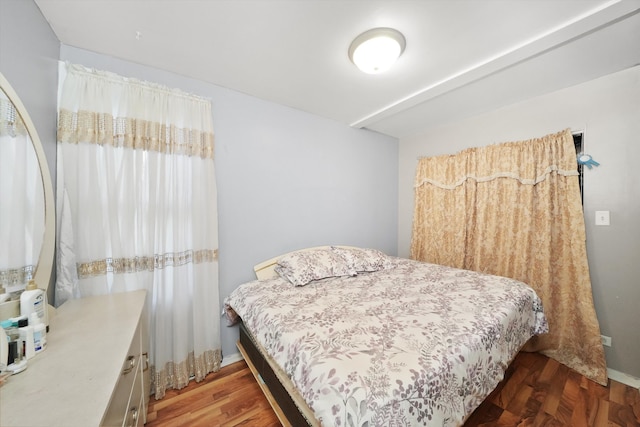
[601,335,612,347]
[595,211,610,226]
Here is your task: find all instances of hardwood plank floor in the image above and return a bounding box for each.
[145,361,280,427]
[146,351,640,426]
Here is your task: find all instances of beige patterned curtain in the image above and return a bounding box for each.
[411,128,607,385]
[56,64,221,399]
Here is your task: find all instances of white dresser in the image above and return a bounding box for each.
[0,290,149,427]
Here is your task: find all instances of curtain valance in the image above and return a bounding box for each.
[415,130,579,190]
[58,64,214,159]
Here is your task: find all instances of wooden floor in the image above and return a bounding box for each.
[146,351,640,427]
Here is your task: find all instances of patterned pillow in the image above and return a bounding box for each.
[330,246,396,272]
[274,248,356,286]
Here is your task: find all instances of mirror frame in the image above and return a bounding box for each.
[0,72,55,319]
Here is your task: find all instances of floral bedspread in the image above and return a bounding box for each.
[225,258,548,426]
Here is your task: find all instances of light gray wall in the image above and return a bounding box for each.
[0,0,59,181]
[59,45,399,360]
[0,0,60,301]
[398,66,640,379]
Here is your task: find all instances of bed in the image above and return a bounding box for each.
[224,246,548,426]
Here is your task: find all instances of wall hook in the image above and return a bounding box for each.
[577,153,600,169]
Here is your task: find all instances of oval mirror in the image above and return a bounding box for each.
[0,72,55,321]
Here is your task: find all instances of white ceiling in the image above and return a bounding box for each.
[35,0,640,139]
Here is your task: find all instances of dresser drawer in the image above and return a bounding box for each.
[102,321,142,426]
[124,368,144,427]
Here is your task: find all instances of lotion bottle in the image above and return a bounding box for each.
[30,313,46,354]
[20,280,47,327]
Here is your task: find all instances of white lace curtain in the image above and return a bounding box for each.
[0,93,44,293]
[56,63,221,399]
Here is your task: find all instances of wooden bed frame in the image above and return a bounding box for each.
[237,323,314,426]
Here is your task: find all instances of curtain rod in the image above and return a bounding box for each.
[64,62,212,103]
[416,128,586,160]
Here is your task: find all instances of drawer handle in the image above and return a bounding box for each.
[142,352,149,372]
[122,355,136,375]
[126,407,138,427]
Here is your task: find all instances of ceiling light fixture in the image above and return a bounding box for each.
[348,28,406,74]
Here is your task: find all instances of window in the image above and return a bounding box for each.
[573,132,583,203]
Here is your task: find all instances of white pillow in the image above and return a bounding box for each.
[274,248,356,286]
[330,246,396,272]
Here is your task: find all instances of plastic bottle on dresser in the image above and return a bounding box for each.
[20,280,48,329]
[29,312,46,354]
[19,325,35,359]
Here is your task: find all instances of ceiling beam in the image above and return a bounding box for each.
[350,0,640,130]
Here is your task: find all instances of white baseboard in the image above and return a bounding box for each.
[608,368,640,389]
[221,352,244,367]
